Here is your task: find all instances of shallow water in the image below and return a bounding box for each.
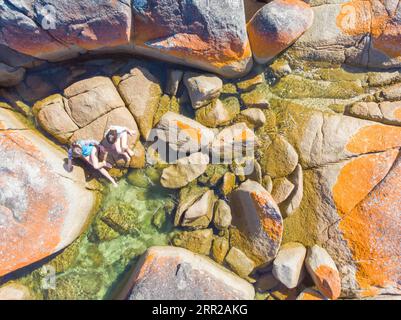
[15,176,177,300]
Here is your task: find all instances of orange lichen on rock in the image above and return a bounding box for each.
[395,107,401,121]
[334,139,401,295]
[0,130,65,277]
[314,265,342,299]
[336,0,401,58]
[345,124,401,154]
[251,192,283,242]
[176,120,202,144]
[333,149,399,214]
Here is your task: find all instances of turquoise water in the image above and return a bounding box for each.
[12,174,177,300]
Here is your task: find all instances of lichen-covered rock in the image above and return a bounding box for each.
[155,112,215,154]
[305,245,341,300]
[153,95,181,126]
[240,83,272,109]
[184,72,223,109]
[229,180,283,266]
[292,0,401,69]
[132,1,253,78]
[117,67,162,139]
[220,172,237,197]
[247,0,314,64]
[213,200,232,230]
[195,98,239,128]
[211,123,258,161]
[118,246,255,300]
[279,102,401,298]
[346,101,401,126]
[172,229,213,256]
[225,247,255,278]
[272,242,306,289]
[160,152,209,189]
[0,109,96,277]
[0,0,252,78]
[198,164,228,187]
[296,288,326,300]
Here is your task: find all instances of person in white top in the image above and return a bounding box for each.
[105,125,138,162]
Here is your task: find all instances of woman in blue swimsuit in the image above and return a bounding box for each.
[67,139,118,187]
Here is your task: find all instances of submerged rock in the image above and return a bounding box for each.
[118,246,255,300]
[0,109,96,277]
[229,180,283,266]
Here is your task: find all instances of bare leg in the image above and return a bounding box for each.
[99,168,118,187]
[120,132,135,158]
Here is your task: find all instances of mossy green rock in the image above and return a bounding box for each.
[241,83,272,109]
[220,172,236,196]
[271,74,364,99]
[152,207,167,230]
[211,236,229,264]
[172,229,213,256]
[127,169,152,188]
[47,236,83,274]
[195,97,240,127]
[153,94,180,126]
[46,271,103,300]
[90,219,119,243]
[198,164,228,186]
[100,203,140,235]
[236,73,265,92]
[260,135,298,178]
[225,247,255,278]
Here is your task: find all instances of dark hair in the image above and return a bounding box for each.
[71,143,82,158]
[106,129,118,144]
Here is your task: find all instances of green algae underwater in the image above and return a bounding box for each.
[2,172,177,300]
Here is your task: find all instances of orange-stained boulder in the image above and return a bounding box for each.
[0,108,96,277]
[117,246,255,300]
[229,180,283,266]
[0,0,253,78]
[247,0,314,64]
[281,103,401,298]
[131,0,253,78]
[305,245,341,300]
[292,0,401,69]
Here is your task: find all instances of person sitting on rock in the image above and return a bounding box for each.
[66,139,118,187]
[105,125,138,163]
